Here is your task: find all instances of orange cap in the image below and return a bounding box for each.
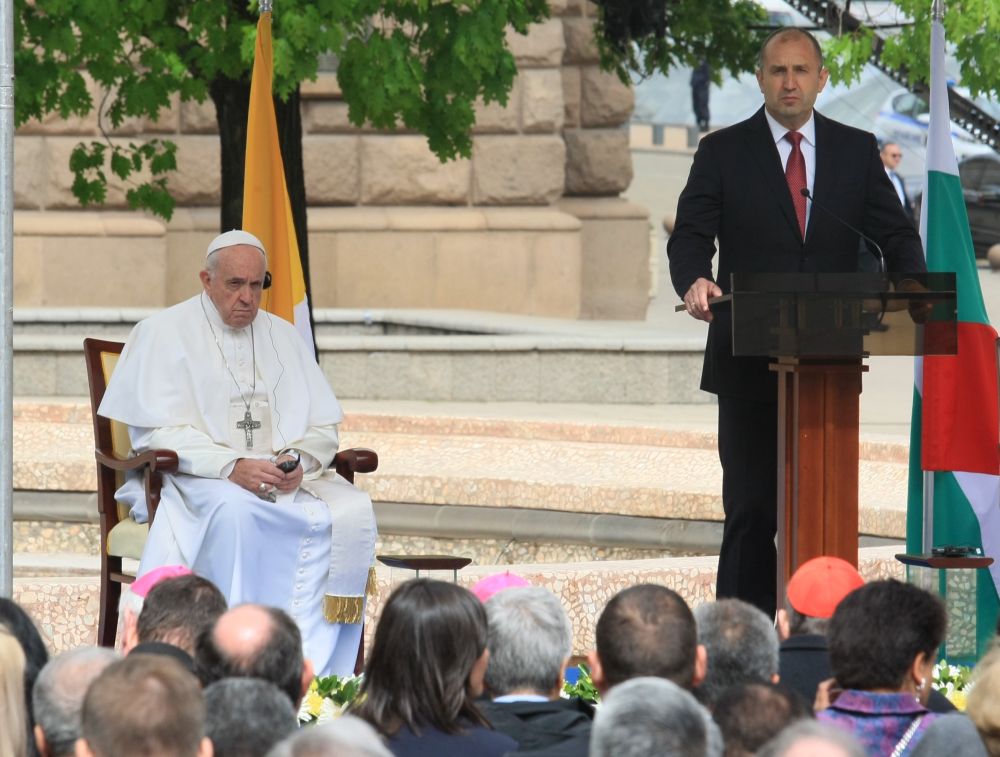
[786,556,864,619]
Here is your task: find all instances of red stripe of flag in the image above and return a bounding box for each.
[922,321,1000,475]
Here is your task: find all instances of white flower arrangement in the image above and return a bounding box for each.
[931,661,973,710]
[297,674,363,725]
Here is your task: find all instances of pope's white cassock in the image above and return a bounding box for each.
[99,293,377,676]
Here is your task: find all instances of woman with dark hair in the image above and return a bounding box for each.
[0,598,49,757]
[351,579,516,756]
[818,580,946,756]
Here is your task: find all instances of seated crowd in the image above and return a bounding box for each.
[2,557,1000,757]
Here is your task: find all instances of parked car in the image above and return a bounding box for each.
[914,153,1000,258]
[874,88,994,169]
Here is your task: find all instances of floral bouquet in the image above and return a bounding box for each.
[562,664,600,704]
[931,661,973,710]
[298,674,363,724]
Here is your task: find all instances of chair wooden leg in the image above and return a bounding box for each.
[354,623,365,676]
[99,556,122,648]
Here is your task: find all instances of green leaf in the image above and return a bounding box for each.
[110,150,131,180]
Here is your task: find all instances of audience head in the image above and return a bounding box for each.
[590,676,722,757]
[0,628,28,757]
[32,646,119,757]
[0,597,50,755]
[137,573,227,656]
[712,683,811,757]
[266,716,392,757]
[353,578,490,737]
[204,678,297,757]
[828,580,945,701]
[778,557,864,641]
[757,719,865,757]
[694,599,780,709]
[590,584,705,694]
[964,644,1000,755]
[195,604,310,708]
[77,653,211,757]
[484,586,572,699]
[119,565,193,653]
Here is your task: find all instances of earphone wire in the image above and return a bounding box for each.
[262,310,288,449]
[200,293,257,416]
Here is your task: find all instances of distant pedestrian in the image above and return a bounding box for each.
[692,61,711,132]
[880,141,915,221]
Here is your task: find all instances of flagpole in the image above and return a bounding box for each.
[0,0,14,597]
[920,0,945,555]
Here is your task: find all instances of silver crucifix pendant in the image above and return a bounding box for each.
[236,409,262,450]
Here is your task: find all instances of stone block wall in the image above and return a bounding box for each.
[13,2,650,318]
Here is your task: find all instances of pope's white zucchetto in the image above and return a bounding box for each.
[206,229,266,258]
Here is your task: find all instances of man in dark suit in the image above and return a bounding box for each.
[880,141,916,221]
[667,27,925,617]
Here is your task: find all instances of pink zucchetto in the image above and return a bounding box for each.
[470,571,532,603]
[130,565,193,599]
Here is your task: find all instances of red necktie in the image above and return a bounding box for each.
[784,131,807,237]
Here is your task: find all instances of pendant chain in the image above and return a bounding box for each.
[200,293,257,414]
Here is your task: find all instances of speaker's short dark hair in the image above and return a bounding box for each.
[757,27,824,71]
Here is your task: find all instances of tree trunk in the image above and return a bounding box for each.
[209,76,313,304]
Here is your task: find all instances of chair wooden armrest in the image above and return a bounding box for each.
[95,448,179,473]
[95,447,179,524]
[332,448,379,484]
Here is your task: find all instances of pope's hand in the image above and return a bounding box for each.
[229,458,285,495]
[273,454,304,493]
[683,277,722,322]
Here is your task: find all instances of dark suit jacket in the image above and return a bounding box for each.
[896,171,916,221]
[479,698,593,756]
[667,107,926,402]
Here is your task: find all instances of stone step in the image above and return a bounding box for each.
[15,398,910,541]
[12,309,705,405]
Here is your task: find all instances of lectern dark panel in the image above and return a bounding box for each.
[723,272,957,357]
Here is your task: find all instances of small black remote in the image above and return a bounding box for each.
[276,458,299,473]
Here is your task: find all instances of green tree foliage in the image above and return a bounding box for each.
[14,0,549,220]
[823,0,1000,100]
[590,0,767,84]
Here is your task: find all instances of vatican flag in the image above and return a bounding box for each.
[243,8,315,355]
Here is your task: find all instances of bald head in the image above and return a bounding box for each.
[213,604,272,659]
[195,604,308,707]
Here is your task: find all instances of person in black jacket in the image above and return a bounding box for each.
[479,587,593,756]
[777,556,864,705]
[778,556,954,715]
[668,27,926,617]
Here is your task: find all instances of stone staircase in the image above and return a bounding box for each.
[12,396,910,655]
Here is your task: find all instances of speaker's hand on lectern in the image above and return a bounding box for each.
[895,277,932,324]
[683,278,722,322]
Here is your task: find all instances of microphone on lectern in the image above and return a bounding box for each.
[800,187,886,276]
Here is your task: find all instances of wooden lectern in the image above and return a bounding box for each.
[719,272,957,601]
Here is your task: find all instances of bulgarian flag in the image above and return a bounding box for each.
[243,5,316,355]
[906,9,1000,657]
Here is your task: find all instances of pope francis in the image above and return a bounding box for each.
[99,230,377,676]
